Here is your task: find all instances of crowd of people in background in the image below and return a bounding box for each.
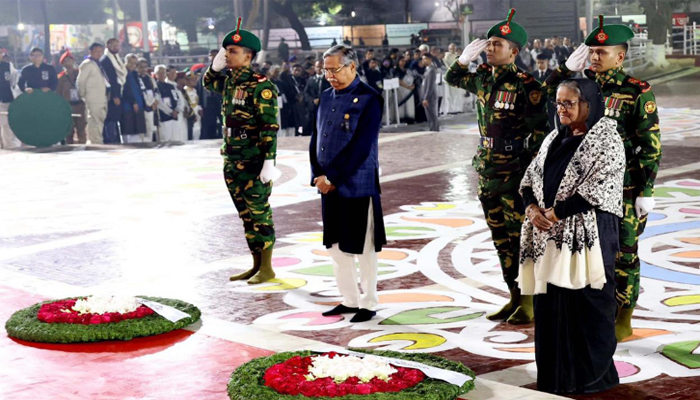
[0,33,582,149]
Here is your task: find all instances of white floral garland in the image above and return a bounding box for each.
[306,354,397,383]
[71,295,141,315]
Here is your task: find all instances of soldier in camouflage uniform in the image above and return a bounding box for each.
[204,18,281,284]
[543,16,661,340]
[445,9,549,325]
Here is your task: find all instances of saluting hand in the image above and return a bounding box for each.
[458,39,489,65]
[212,48,227,72]
[565,44,590,72]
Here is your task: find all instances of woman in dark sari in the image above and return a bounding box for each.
[518,78,625,394]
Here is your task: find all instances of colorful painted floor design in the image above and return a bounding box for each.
[441,108,700,143]
[2,104,700,400]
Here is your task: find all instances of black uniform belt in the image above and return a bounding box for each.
[223,126,257,140]
[479,137,524,152]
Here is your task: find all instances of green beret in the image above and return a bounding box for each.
[585,15,634,46]
[487,8,528,49]
[222,17,261,53]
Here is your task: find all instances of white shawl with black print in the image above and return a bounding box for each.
[517,117,625,295]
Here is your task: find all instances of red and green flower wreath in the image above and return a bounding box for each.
[228,349,475,400]
[37,298,155,325]
[5,296,201,344]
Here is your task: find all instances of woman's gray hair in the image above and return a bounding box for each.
[557,80,583,100]
[323,44,359,68]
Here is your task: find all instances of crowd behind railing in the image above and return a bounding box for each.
[0,34,588,149]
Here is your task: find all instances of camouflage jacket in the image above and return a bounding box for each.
[543,65,661,197]
[444,61,549,178]
[204,65,278,162]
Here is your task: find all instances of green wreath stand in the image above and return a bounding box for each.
[5,296,201,344]
[228,349,476,400]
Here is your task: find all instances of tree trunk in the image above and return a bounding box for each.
[640,0,672,68]
[185,23,198,46]
[270,0,311,50]
[41,0,50,57]
[246,0,261,30]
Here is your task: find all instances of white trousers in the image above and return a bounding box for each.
[159,120,178,142]
[327,202,379,311]
[85,101,107,145]
[441,84,464,114]
[0,102,21,149]
[177,116,188,141]
[122,134,148,143]
[144,111,155,141]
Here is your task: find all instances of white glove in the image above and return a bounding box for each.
[212,48,227,72]
[564,44,590,72]
[458,39,489,65]
[635,197,655,217]
[259,159,281,184]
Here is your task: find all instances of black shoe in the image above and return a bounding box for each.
[350,309,376,323]
[322,304,359,316]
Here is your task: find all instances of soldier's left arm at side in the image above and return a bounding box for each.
[254,79,279,161]
[632,83,662,198]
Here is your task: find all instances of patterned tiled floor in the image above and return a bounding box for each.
[2,99,700,400]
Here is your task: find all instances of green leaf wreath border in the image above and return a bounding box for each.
[228,349,476,400]
[5,296,201,344]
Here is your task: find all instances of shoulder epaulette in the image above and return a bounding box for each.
[625,76,651,93]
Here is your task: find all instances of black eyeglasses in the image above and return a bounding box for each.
[554,100,581,110]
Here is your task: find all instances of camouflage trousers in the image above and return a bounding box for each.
[615,191,648,309]
[223,160,275,253]
[478,173,525,289]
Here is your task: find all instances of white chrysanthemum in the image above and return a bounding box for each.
[306,354,397,383]
[72,295,141,315]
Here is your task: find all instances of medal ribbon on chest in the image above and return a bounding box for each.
[494,91,516,110]
[604,96,621,117]
[233,87,246,106]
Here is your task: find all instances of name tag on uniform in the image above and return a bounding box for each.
[42,71,49,81]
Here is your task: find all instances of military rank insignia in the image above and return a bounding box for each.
[604,96,622,117]
[233,88,246,106]
[494,91,516,110]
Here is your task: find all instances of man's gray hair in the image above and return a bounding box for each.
[124,53,138,63]
[323,44,359,68]
[154,64,167,74]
